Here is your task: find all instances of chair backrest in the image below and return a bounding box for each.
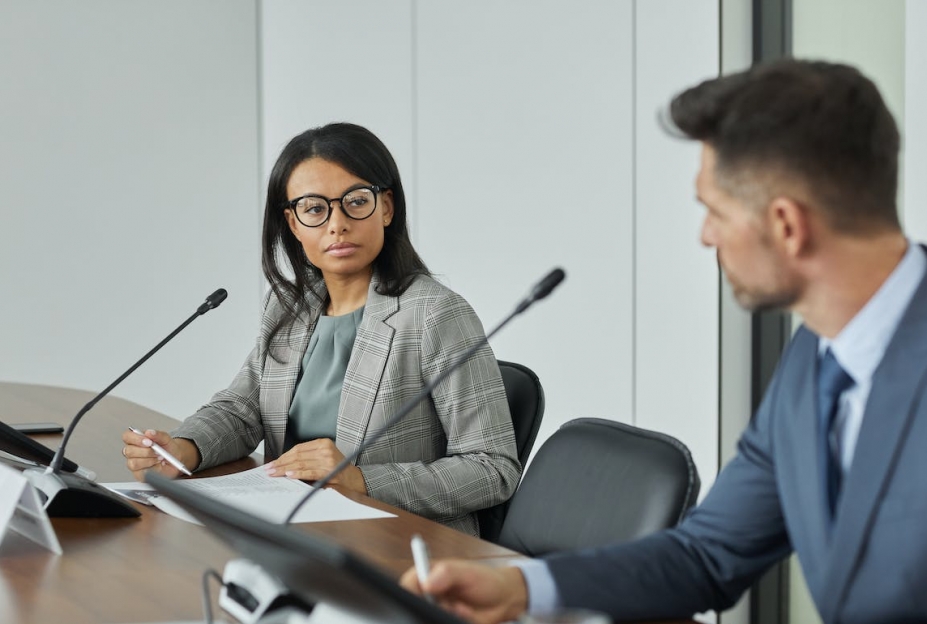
[497,417,700,558]
[477,360,545,543]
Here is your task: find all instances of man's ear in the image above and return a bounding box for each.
[767,195,810,258]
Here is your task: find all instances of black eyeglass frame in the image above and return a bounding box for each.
[284,184,384,228]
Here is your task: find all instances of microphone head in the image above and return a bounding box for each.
[206,288,228,309]
[531,268,566,301]
[514,267,566,315]
[196,288,229,315]
[197,288,228,315]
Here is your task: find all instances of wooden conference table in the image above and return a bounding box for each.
[0,382,695,624]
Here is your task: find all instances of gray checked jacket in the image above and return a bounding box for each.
[171,273,521,535]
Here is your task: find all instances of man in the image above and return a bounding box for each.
[400,59,927,623]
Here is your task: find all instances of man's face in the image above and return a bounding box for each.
[696,144,801,313]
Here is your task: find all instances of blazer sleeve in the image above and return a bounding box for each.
[359,288,522,523]
[170,299,275,470]
[542,355,794,620]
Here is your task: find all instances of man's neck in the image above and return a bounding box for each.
[796,232,908,338]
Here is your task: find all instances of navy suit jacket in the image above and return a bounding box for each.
[545,252,927,623]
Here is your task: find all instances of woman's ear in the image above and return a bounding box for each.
[381,189,395,226]
[284,209,301,239]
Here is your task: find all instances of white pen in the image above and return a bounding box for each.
[411,533,433,601]
[128,427,192,476]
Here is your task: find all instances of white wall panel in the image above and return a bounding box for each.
[0,1,261,421]
[251,0,723,481]
[634,0,721,490]
[260,0,415,219]
[2,0,724,490]
[905,0,927,241]
[415,1,636,448]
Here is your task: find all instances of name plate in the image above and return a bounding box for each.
[0,463,62,555]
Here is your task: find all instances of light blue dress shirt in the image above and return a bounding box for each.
[519,241,926,616]
[820,241,925,474]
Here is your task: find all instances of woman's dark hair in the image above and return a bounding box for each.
[669,59,901,233]
[262,122,429,347]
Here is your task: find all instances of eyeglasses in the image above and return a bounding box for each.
[285,185,383,228]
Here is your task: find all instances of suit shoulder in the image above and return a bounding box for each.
[391,276,481,328]
[399,274,467,306]
[261,289,290,323]
[259,286,322,343]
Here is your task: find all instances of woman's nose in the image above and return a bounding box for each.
[328,201,349,233]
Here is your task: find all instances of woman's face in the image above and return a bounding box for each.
[284,157,393,283]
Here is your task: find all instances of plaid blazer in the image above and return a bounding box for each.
[172,274,521,535]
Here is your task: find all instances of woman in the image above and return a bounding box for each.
[122,122,520,535]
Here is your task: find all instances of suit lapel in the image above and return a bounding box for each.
[780,329,832,580]
[818,270,927,621]
[264,290,321,458]
[335,278,397,459]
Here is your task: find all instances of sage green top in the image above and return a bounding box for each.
[286,306,364,444]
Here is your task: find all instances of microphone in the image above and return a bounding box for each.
[283,268,565,524]
[515,267,565,314]
[24,288,228,518]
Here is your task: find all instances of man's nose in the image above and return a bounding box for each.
[699,218,715,248]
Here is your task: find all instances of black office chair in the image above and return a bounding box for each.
[477,360,545,543]
[497,417,700,557]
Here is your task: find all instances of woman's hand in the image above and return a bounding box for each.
[265,438,368,494]
[121,428,198,481]
[399,559,528,624]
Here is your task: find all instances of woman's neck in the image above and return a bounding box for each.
[323,270,372,316]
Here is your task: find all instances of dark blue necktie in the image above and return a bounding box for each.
[817,349,854,519]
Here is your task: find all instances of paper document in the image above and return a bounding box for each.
[103,482,159,506]
[105,466,395,525]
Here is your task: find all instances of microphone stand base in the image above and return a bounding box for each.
[220,558,315,624]
[23,468,141,518]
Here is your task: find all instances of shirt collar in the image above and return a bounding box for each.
[820,241,926,384]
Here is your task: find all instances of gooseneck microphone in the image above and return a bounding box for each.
[515,267,566,314]
[25,288,228,518]
[283,268,565,524]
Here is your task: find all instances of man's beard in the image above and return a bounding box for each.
[730,280,799,313]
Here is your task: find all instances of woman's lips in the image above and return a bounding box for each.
[325,242,358,257]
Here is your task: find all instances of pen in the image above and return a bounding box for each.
[128,427,192,476]
[411,533,433,601]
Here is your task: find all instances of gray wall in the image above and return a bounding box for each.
[1,1,721,492]
[259,0,722,489]
[0,1,262,422]
[905,0,927,239]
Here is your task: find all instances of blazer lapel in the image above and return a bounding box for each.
[818,272,927,621]
[263,291,320,458]
[335,278,397,459]
[780,329,832,582]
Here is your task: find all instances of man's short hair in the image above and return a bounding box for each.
[670,59,901,233]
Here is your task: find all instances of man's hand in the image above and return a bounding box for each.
[399,559,528,624]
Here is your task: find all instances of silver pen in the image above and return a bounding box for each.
[411,533,434,602]
[128,427,192,476]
